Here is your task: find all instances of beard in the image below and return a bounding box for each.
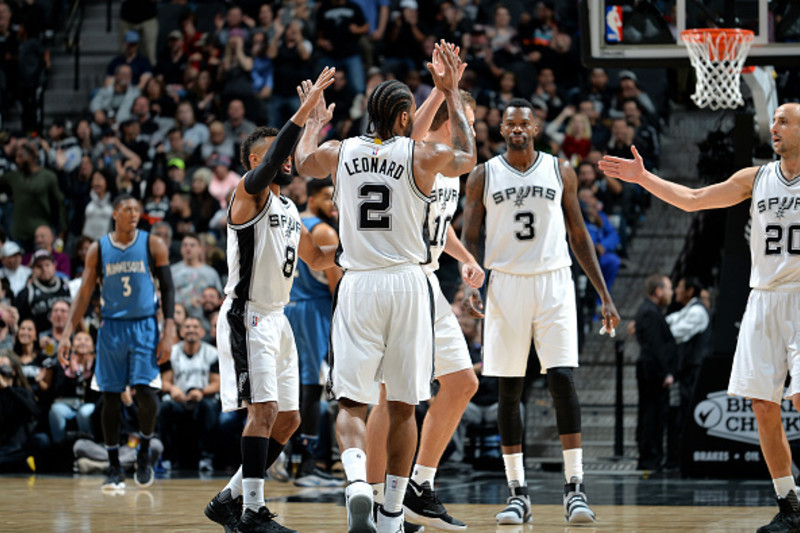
[274,171,293,186]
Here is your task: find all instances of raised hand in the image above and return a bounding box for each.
[597,145,647,183]
[297,69,336,126]
[432,43,467,82]
[427,40,461,93]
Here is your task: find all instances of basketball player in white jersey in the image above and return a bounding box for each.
[204,68,338,533]
[461,98,620,526]
[364,90,483,532]
[600,102,800,533]
[295,42,476,533]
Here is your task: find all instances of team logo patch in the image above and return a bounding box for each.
[238,371,249,394]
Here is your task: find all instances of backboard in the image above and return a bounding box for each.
[579,0,800,68]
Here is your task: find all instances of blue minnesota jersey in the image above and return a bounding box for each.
[99,230,158,319]
[290,216,332,302]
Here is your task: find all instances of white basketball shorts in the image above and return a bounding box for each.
[728,289,800,404]
[329,264,434,405]
[427,271,472,378]
[483,267,579,377]
[217,297,299,413]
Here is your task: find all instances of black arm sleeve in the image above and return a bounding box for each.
[243,120,303,195]
[155,265,175,320]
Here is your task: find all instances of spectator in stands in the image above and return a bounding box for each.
[217,29,257,118]
[0,349,44,472]
[29,225,71,279]
[223,99,256,150]
[486,4,519,64]
[316,0,369,94]
[155,30,188,90]
[151,221,181,264]
[607,118,634,159]
[38,300,70,362]
[167,191,195,238]
[382,0,427,79]
[175,101,209,153]
[189,169,218,233]
[142,176,169,228]
[609,70,657,124]
[70,236,92,281]
[15,250,71,334]
[577,68,614,118]
[206,159,238,210]
[267,17,313,126]
[118,0,158,65]
[194,121,235,166]
[665,276,711,450]
[546,106,593,164]
[531,67,563,119]
[143,76,177,120]
[39,120,83,174]
[164,131,190,169]
[129,95,163,150]
[16,15,48,135]
[578,189,621,297]
[44,330,97,443]
[199,286,223,332]
[483,70,518,114]
[13,318,47,397]
[352,0,389,69]
[285,174,308,211]
[159,316,219,471]
[119,119,150,164]
[0,2,18,119]
[90,65,141,124]
[326,69,357,138]
[179,11,205,69]
[82,171,114,241]
[249,32,273,124]
[577,99,611,150]
[171,233,222,321]
[250,4,276,43]
[2,142,66,250]
[106,31,153,90]
[0,304,18,350]
[91,128,142,183]
[623,98,660,171]
[633,274,677,471]
[214,5,250,49]
[1,242,31,297]
[74,119,96,154]
[186,68,219,124]
[474,119,497,163]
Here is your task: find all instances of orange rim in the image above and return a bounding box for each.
[680,28,755,62]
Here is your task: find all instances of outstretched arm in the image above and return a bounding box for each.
[295,82,341,180]
[58,243,100,365]
[561,160,619,333]
[598,145,755,212]
[460,164,486,318]
[410,44,467,141]
[244,68,336,195]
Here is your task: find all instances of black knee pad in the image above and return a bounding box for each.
[497,377,525,447]
[547,367,581,435]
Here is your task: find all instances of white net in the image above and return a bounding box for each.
[680,29,755,110]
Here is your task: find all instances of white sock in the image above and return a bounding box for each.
[371,482,385,505]
[774,476,795,498]
[384,475,409,513]
[224,466,243,499]
[503,453,526,486]
[411,464,436,488]
[242,478,263,513]
[563,448,584,483]
[341,448,367,483]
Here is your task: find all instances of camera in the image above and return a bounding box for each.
[0,364,13,378]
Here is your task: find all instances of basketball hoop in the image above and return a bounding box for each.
[680,28,755,110]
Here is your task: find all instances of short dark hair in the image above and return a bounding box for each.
[240,126,279,171]
[430,90,477,132]
[307,176,333,197]
[112,193,138,209]
[645,273,667,296]
[679,275,704,297]
[505,98,534,112]
[182,232,201,245]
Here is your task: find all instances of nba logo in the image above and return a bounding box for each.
[252,315,258,327]
[391,479,397,489]
[373,146,380,156]
[606,5,623,43]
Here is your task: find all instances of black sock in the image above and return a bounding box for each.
[265,437,286,470]
[139,434,152,457]
[241,436,268,479]
[107,446,120,469]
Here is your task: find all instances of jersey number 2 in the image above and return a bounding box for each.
[358,183,391,230]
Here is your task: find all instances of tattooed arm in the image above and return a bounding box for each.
[561,159,620,332]
[460,163,486,318]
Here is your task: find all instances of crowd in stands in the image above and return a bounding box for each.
[0,0,663,475]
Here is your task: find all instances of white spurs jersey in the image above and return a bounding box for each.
[334,135,432,270]
[424,173,461,274]
[224,186,303,309]
[750,161,800,290]
[483,152,571,275]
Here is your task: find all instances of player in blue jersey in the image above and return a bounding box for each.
[284,176,343,487]
[59,194,177,490]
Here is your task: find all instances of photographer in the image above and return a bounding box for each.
[0,349,44,472]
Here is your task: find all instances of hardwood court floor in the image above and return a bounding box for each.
[0,474,782,532]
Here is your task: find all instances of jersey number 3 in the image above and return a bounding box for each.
[514,211,535,241]
[358,183,392,230]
